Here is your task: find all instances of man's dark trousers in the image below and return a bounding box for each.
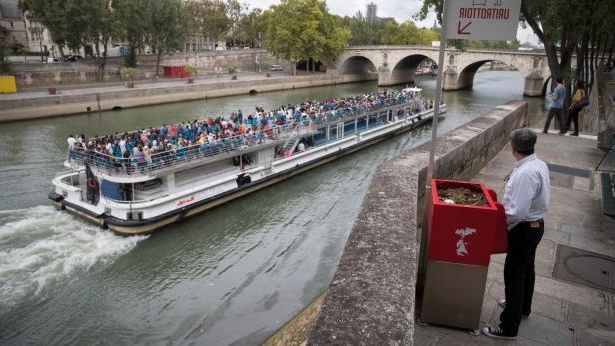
[499,221,544,335]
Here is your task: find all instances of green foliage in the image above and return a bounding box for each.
[420,28,440,45]
[147,0,188,76]
[346,11,439,46]
[264,0,350,74]
[120,67,136,79]
[237,8,267,48]
[187,0,231,45]
[20,0,120,78]
[114,0,150,56]
[226,0,247,48]
[184,65,198,75]
[347,11,384,45]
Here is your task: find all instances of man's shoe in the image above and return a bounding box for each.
[569,132,579,136]
[482,325,517,340]
[498,299,529,319]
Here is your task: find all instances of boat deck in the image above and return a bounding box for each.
[65,96,431,181]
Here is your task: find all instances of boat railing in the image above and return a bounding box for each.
[67,122,310,178]
[310,96,412,127]
[66,98,431,179]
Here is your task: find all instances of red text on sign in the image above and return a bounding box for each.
[459,8,510,19]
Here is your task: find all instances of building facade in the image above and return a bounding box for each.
[0,0,28,49]
[366,2,377,22]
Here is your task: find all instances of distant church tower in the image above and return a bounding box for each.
[366,2,377,22]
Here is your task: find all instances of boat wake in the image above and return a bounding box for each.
[0,206,147,310]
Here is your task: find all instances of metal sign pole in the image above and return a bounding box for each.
[426,0,450,183]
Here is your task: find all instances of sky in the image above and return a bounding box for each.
[245,0,540,45]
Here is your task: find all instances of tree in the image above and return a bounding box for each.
[347,11,383,45]
[0,26,12,72]
[237,8,267,48]
[88,0,120,79]
[419,28,440,45]
[226,0,247,48]
[319,10,351,68]
[114,0,150,67]
[374,21,425,45]
[147,0,188,77]
[19,0,120,79]
[265,0,350,75]
[188,0,231,49]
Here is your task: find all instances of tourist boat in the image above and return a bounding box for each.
[49,88,446,235]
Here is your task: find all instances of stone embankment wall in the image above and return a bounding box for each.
[0,73,369,123]
[8,50,272,88]
[305,101,527,345]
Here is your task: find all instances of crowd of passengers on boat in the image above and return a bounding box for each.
[67,89,432,174]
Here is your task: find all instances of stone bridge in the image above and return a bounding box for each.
[331,45,560,96]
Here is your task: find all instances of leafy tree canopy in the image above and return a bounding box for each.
[264,0,350,74]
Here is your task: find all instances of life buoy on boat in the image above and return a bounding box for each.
[88,177,98,188]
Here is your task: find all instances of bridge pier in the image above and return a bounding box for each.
[377,67,417,87]
[523,71,544,96]
[442,68,475,91]
[442,68,458,91]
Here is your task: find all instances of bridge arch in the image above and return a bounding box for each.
[440,50,556,96]
[338,56,376,75]
[332,46,558,96]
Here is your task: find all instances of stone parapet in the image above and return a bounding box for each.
[306,100,527,345]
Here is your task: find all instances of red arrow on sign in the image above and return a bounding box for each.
[457,21,472,35]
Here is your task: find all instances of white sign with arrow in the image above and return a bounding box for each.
[446,0,521,41]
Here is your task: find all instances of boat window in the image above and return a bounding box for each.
[312,128,327,146]
[343,121,356,136]
[329,126,338,140]
[133,178,162,191]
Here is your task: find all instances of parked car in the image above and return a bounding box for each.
[64,55,83,62]
[45,57,60,64]
[270,64,283,71]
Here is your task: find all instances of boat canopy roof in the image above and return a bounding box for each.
[402,87,423,94]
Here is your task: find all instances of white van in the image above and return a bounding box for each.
[270,64,283,71]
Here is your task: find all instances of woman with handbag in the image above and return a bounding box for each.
[566,80,588,136]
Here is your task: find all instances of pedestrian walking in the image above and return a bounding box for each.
[542,77,566,134]
[483,128,550,340]
[566,79,588,136]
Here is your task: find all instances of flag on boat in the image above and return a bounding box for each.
[85,163,100,205]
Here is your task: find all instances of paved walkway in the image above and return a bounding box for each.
[416,130,615,345]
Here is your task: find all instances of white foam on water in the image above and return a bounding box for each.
[0,206,147,309]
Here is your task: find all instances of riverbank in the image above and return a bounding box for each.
[0,71,374,123]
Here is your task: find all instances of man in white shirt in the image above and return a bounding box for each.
[483,128,550,340]
[67,134,76,149]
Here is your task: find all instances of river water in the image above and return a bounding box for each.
[0,71,547,345]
